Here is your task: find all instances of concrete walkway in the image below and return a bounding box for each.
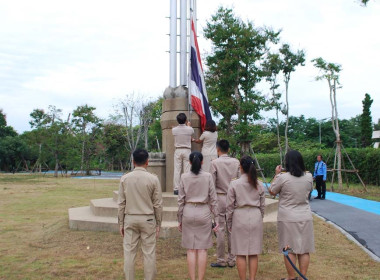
[310,190,380,260]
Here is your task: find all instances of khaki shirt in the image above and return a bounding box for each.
[172,124,194,149]
[210,154,240,194]
[270,172,313,222]
[226,174,266,227]
[200,131,218,156]
[118,167,163,227]
[177,170,218,224]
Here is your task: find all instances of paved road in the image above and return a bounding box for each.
[310,198,380,259]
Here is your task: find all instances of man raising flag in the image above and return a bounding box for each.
[189,16,212,131]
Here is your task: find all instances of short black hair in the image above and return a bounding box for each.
[205,119,217,132]
[176,113,187,124]
[216,139,229,153]
[317,154,323,159]
[133,149,149,165]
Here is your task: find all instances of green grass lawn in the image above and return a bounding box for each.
[0,174,379,279]
[331,183,380,202]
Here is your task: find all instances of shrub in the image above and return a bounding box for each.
[255,148,380,186]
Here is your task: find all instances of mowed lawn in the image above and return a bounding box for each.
[0,174,379,280]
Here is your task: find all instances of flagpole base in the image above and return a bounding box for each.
[160,86,201,192]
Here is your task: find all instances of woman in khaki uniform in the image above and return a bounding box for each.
[269,150,314,280]
[192,120,218,173]
[178,151,219,280]
[226,156,265,280]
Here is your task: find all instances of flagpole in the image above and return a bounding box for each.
[188,0,193,125]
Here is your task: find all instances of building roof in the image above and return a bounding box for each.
[372,130,380,139]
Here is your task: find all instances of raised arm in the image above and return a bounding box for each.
[269,165,283,196]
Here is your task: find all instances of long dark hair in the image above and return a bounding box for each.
[285,150,306,177]
[189,152,203,175]
[240,156,258,189]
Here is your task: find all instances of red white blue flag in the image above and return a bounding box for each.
[189,17,212,131]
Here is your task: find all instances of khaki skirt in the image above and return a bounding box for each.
[231,207,263,255]
[277,220,315,254]
[181,204,213,249]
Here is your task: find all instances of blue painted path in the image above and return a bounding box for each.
[311,190,380,216]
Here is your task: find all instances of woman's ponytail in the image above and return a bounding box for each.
[240,155,258,189]
[190,152,203,175]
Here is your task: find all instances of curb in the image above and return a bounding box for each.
[312,212,380,263]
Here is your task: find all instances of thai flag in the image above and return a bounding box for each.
[189,17,212,131]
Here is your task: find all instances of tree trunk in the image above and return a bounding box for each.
[284,79,290,153]
[333,81,343,190]
[144,127,148,149]
[80,136,85,173]
[38,143,42,173]
[276,108,283,165]
[240,141,251,155]
[54,152,59,178]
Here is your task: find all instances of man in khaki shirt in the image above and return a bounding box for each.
[118,149,163,280]
[172,113,194,195]
[210,140,240,268]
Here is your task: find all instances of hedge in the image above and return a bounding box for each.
[255,148,380,186]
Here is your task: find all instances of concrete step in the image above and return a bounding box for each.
[95,196,277,219]
[113,191,178,207]
[90,198,118,217]
[68,206,180,238]
[91,198,179,222]
[264,197,278,216]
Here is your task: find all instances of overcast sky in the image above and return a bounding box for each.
[1,0,379,133]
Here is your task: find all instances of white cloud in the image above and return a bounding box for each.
[1,0,379,133]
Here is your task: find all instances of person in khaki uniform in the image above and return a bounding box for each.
[226,156,265,280]
[210,140,240,268]
[269,150,314,280]
[118,149,163,280]
[192,119,218,173]
[178,151,219,280]
[172,113,194,195]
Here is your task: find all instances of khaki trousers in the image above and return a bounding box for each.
[173,148,191,191]
[216,194,235,265]
[123,214,157,280]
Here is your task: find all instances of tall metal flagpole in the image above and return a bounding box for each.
[188,0,194,124]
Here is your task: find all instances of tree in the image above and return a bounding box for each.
[312,57,343,189]
[0,136,31,172]
[361,0,370,6]
[279,44,305,153]
[72,105,101,174]
[114,93,151,169]
[0,110,17,138]
[204,7,280,153]
[360,93,373,147]
[263,53,285,164]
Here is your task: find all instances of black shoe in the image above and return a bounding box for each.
[321,197,325,200]
[210,263,227,268]
[227,262,235,268]
[314,196,321,199]
[173,190,178,195]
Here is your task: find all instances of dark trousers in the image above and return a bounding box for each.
[315,175,326,198]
